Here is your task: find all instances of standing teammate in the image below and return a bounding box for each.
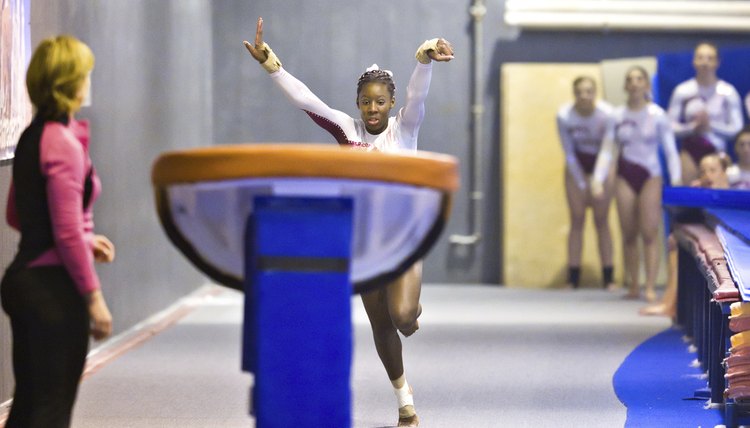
[667,42,743,183]
[557,76,616,290]
[592,66,682,302]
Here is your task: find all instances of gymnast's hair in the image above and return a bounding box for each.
[625,65,653,101]
[702,152,732,171]
[357,69,396,98]
[572,75,596,92]
[695,40,720,60]
[626,65,650,81]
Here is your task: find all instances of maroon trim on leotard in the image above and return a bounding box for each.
[574,150,597,175]
[681,135,716,165]
[677,94,717,164]
[678,94,701,124]
[304,110,373,150]
[617,157,651,194]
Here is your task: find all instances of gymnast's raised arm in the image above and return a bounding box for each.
[243,17,355,136]
[396,38,454,149]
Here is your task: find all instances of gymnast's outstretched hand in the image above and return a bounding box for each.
[429,38,455,62]
[416,38,454,64]
[243,17,268,63]
[243,17,282,73]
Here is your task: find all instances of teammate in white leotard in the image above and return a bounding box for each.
[244,17,453,427]
[556,76,616,290]
[592,66,682,303]
[667,42,743,184]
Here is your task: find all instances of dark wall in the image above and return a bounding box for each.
[0,166,17,402]
[0,0,213,402]
[29,0,213,329]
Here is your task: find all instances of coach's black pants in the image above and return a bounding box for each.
[1,266,89,428]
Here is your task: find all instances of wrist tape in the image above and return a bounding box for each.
[259,42,282,73]
[415,38,440,64]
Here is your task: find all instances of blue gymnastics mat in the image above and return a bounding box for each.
[613,328,723,427]
[708,208,750,246]
[716,225,750,302]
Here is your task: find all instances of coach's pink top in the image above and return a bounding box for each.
[6,119,102,295]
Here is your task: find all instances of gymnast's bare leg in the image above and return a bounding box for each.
[361,262,422,427]
[639,177,663,303]
[640,234,678,319]
[615,178,641,299]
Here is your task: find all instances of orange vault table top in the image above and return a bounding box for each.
[151,144,459,293]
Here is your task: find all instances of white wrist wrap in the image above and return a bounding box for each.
[415,38,440,64]
[259,42,282,73]
[393,381,414,408]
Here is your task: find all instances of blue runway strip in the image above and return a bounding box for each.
[613,328,723,427]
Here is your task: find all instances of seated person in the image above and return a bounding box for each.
[728,126,750,189]
[639,152,732,318]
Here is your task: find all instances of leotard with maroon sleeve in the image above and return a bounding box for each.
[667,78,743,163]
[594,103,682,193]
[556,101,612,190]
[269,62,433,152]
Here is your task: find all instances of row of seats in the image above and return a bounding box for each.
[670,203,750,427]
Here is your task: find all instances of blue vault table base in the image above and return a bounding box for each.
[243,196,354,428]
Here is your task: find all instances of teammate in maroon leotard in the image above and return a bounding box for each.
[556,76,616,290]
[667,42,742,184]
[592,66,682,302]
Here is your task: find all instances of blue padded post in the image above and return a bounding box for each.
[663,187,750,210]
[243,196,353,428]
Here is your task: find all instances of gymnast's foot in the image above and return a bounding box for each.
[393,379,418,426]
[398,407,419,427]
[622,289,640,300]
[644,288,657,303]
[639,303,675,318]
[399,304,422,337]
[605,282,620,292]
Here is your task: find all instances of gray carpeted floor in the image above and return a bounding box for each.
[71,285,670,427]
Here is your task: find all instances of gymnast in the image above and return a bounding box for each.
[667,42,743,184]
[591,66,682,302]
[243,17,453,427]
[556,76,616,290]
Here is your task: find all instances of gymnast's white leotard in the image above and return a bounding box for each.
[593,103,682,190]
[556,101,612,189]
[667,78,743,153]
[269,62,433,153]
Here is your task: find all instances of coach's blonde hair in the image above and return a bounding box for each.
[26,35,94,119]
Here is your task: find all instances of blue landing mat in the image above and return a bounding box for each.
[708,208,750,246]
[717,225,750,301]
[613,328,723,427]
